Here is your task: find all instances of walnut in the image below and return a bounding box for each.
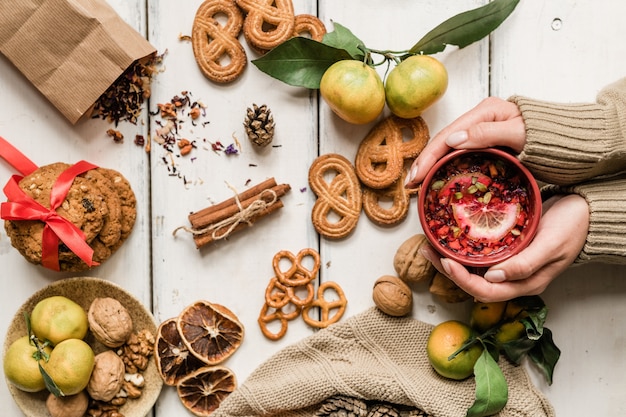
[86,400,124,417]
[372,275,413,317]
[88,297,134,348]
[121,373,144,399]
[87,350,126,402]
[393,234,436,283]
[117,330,154,374]
[429,272,472,303]
[46,391,89,417]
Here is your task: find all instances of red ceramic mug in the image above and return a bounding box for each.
[417,148,542,268]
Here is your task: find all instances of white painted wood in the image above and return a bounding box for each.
[491,2,626,416]
[1,0,625,416]
[0,0,151,415]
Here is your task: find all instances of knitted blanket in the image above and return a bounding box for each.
[213,307,555,417]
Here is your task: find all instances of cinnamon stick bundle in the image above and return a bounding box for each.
[186,178,290,248]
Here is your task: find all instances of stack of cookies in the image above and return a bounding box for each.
[4,163,136,272]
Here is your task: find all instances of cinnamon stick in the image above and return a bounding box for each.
[188,177,277,226]
[193,199,285,248]
[189,182,291,229]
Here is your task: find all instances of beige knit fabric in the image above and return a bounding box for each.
[510,77,626,186]
[213,308,555,417]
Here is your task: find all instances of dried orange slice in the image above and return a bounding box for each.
[176,301,244,365]
[177,366,237,417]
[154,318,208,386]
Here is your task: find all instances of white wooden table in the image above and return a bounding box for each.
[1,1,626,416]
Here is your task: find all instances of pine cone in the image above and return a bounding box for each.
[244,103,275,147]
[367,403,400,417]
[400,408,431,417]
[317,395,368,417]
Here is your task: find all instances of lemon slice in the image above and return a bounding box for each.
[453,201,520,242]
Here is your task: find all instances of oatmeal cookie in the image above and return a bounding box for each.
[4,162,108,266]
[60,168,137,272]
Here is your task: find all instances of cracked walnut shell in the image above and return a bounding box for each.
[88,297,134,348]
[372,275,413,317]
[87,350,126,402]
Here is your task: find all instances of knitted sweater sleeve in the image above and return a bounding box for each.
[509,77,626,185]
[542,176,626,265]
[509,78,626,265]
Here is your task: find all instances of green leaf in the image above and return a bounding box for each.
[528,327,561,385]
[467,349,508,417]
[499,336,535,364]
[410,0,520,55]
[251,37,353,89]
[24,311,32,336]
[322,22,367,61]
[522,306,548,340]
[39,363,64,397]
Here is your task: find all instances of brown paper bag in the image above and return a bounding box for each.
[0,0,156,124]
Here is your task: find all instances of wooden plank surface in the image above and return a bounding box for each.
[0,1,625,416]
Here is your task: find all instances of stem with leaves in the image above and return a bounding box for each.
[252,0,520,89]
[24,312,65,397]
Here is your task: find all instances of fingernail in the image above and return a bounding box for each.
[404,164,418,187]
[440,258,452,276]
[446,130,468,147]
[484,269,506,283]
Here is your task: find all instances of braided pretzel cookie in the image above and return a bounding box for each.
[293,14,326,42]
[355,115,429,189]
[362,171,418,226]
[309,153,362,239]
[192,0,247,83]
[236,0,295,52]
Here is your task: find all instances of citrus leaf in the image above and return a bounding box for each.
[467,349,508,417]
[409,0,520,55]
[39,363,64,397]
[322,22,366,61]
[528,327,561,385]
[522,305,548,340]
[499,336,535,364]
[252,37,353,89]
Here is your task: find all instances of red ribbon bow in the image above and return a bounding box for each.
[0,136,99,271]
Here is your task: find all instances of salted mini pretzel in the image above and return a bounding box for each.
[301,281,347,329]
[236,0,295,52]
[309,153,362,239]
[362,170,418,226]
[272,247,320,287]
[258,302,301,341]
[264,276,291,309]
[293,14,326,42]
[285,282,315,307]
[355,115,430,189]
[191,0,247,83]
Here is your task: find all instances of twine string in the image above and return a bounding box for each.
[173,185,278,240]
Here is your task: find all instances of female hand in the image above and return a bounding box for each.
[420,194,590,302]
[404,97,526,188]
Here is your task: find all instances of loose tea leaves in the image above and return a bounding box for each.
[91,52,165,126]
